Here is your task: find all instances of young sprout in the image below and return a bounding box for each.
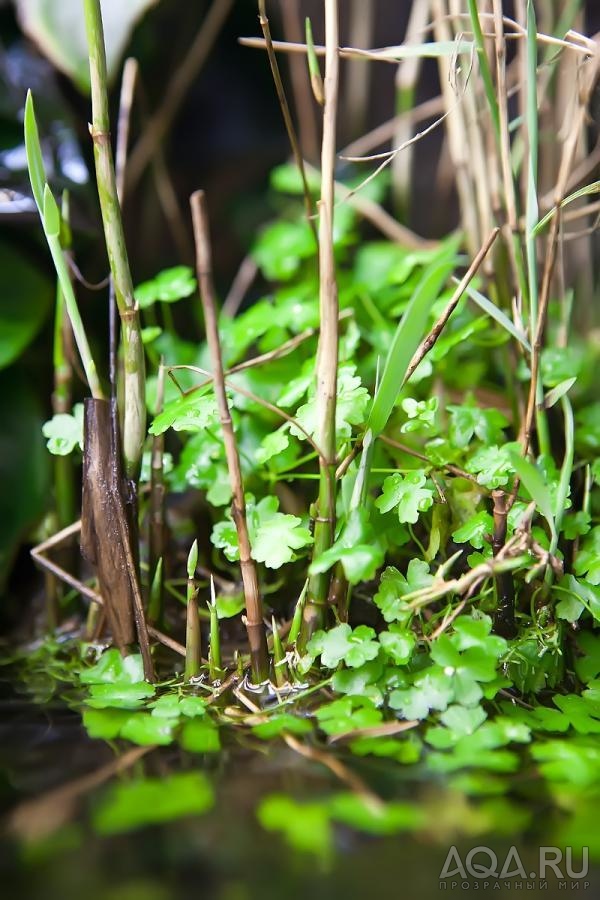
[208,575,222,682]
[185,540,201,681]
[271,615,288,688]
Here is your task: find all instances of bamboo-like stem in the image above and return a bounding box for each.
[52,191,76,529]
[521,36,599,459]
[301,0,340,647]
[148,359,166,613]
[491,490,516,638]
[83,0,145,479]
[208,576,222,681]
[190,190,269,682]
[271,615,287,687]
[185,541,201,681]
[257,0,317,243]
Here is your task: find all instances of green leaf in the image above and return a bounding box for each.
[42,404,84,455]
[82,708,130,740]
[307,623,380,669]
[328,793,424,835]
[85,682,155,710]
[42,183,60,237]
[510,452,556,535]
[447,399,508,448]
[373,561,432,623]
[0,243,52,370]
[389,667,454,720]
[252,714,313,739]
[532,179,600,236]
[250,502,313,569]
[119,712,175,745]
[257,794,331,859]
[178,696,208,717]
[135,266,196,308]
[379,626,416,665]
[24,90,45,211]
[17,0,160,92]
[149,695,183,719]
[213,495,313,569]
[93,772,214,835]
[290,365,369,444]
[574,527,600,584]
[439,705,487,738]
[466,443,519,489]
[552,695,600,735]
[574,633,600,683]
[531,738,600,787]
[461,282,531,351]
[376,470,434,524]
[80,649,146,685]
[149,389,218,435]
[367,238,459,436]
[179,718,221,753]
[255,426,290,464]
[315,696,383,735]
[309,508,384,585]
[331,659,385,699]
[252,220,315,281]
[452,510,493,549]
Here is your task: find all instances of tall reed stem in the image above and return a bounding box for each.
[301,0,340,646]
[190,190,269,682]
[83,0,146,479]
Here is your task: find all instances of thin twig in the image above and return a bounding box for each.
[221,255,258,317]
[127,0,234,191]
[190,190,269,682]
[404,227,499,383]
[257,0,317,243]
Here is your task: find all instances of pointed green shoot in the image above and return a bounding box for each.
[367,238,459,437]
[24,91,45,211]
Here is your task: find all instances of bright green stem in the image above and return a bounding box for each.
[271,616,287,687]
[551,396,574,560]
[147,557,163,627]
[288,580,308,647]
[524,0,550,458]
[48,234,103,399]
[52,192,76,528]
[467,0,501,145]
[185,577,201,681]
[208,578,221,681]
[83,0,145,478]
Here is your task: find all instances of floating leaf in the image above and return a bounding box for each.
[17,0,160,92]
[93,772,214,835]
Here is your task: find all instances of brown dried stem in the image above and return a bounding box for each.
[257,0,317,242]
[190,190,268,682]
[301,0,340,646]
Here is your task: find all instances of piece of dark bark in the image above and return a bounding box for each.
[81,398,155,679]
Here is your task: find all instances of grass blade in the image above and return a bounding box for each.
[367,238,459,437]
[532,179,600,236]
[509,451,556,540]
[24,91,45,211]
[460,280,531,352]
